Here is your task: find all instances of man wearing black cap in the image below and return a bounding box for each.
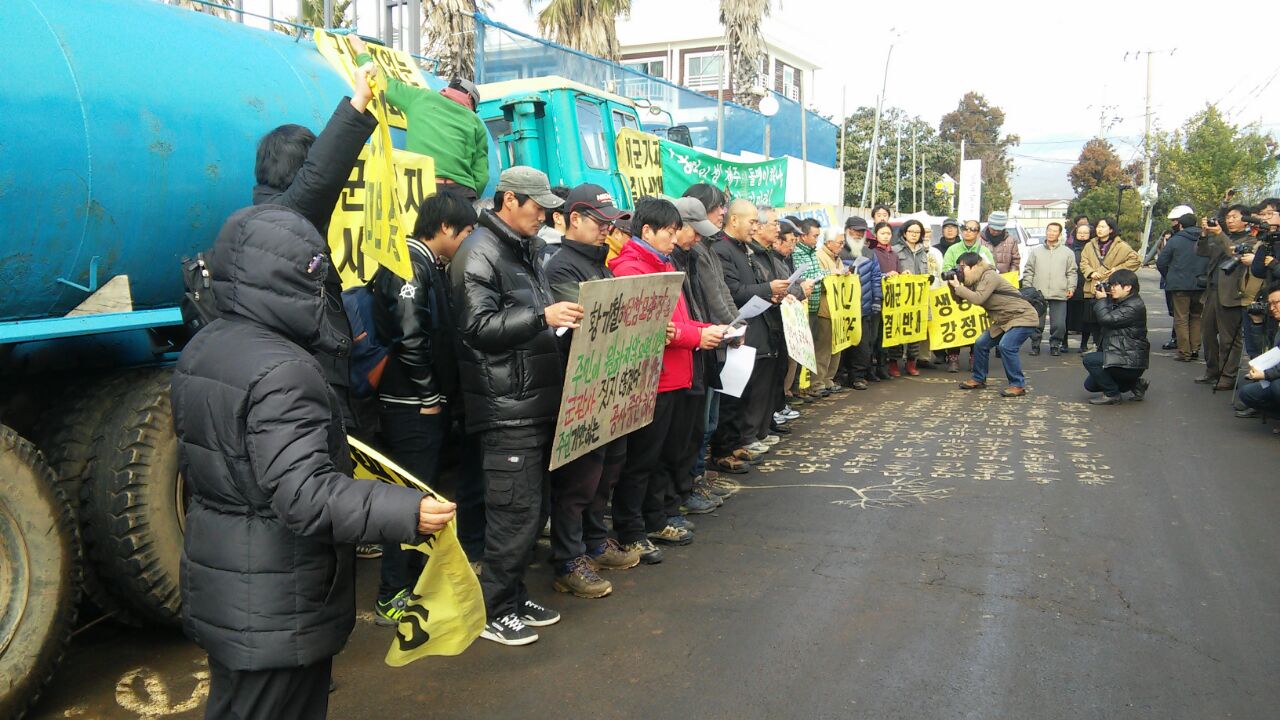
[451,166,585,646]
[936,218,961,255]
[352,35,489,199]
[543,185,641,596]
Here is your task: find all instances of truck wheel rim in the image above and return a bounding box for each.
[0,497,31,657]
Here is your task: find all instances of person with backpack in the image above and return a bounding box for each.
[360,191,477,626]
[948,252,1041,397]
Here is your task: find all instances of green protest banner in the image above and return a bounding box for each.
[660,141,787,206]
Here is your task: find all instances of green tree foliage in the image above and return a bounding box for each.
[527,0,632,62]
[1150,105,1278,222]
[938,92,1019,217]
[1067,186,1146,249]
[720,0,771,110]
[842,106,958,215]
[1068,138,1123,196]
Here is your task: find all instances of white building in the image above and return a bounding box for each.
[1011,199,1072,232]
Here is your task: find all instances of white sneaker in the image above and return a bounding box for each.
[746,441,770,454]
[761,434,781,446]
[481,613,539,646]
[772,412,789,425]
[782,406,800,419]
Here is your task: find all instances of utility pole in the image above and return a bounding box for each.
[1133,48,1175,260]
[912,125,918,213]
[838,86,847,209]
[861,36,895,208]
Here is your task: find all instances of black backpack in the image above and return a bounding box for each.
[180,253,220,335]
[995,286,1047,316]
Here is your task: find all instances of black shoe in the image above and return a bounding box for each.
[1028,346,1041,356]
[1161,339,1178,350]
[481,613,539,646]
[771,423,792,434]
[520,599,561,627]
[875,367,892,380]
[1193,374,1214,384]
[867,373,881,383]
[1050,346,1061,356]
[1235,407,1259,418]
[1089,395,1122,405]
[1131,378,1149,401]
[851,379,869,390]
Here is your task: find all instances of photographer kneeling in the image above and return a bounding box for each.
[1082,269,1150,405]
[947,252,1040,397]
[1238,283,1280,416]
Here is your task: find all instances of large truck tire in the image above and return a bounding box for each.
[0,426,81,720]
[81,368,185,627]
[32,374,142,626]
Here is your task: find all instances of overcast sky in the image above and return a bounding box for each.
[483,0,1279,200]
[245,0,1278,200]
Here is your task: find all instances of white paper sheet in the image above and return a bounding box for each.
[785,267,805,284]
[731,296,774,327]
[723,324,748,339]
[1249,346,1280,373]
[718,344,757,398]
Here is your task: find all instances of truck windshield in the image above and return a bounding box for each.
[575,98,609,170]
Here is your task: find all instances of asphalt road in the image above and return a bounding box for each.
[31,274,1280,719]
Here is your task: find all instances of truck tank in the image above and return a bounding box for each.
[0,0,355,322]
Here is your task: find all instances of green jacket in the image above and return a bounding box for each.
[942,238,995,270]
[357,53,490,193]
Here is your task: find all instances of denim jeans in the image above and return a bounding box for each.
[689,391,719,479]
[973,326,1035,387]
[376,403,451,602]
[1239,380,1280,412]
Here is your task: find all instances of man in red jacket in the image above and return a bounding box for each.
[609,198,728,550]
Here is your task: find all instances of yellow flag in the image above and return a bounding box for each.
[314,30,413,281]
[347,435,485,662]
[821,274,862,352]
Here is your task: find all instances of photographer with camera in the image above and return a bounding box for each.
[947,253,1040,397]
[1196,200,1256,390]
[1237,283,1280,419]
[1247,199,1280,282]
[1081,269,1150,405]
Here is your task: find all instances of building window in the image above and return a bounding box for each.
[623,57,666,80]
[781,64,800,101]
[684,51,725,90]
[576,98,609,170]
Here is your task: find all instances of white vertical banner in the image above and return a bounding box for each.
[958,158,983,223]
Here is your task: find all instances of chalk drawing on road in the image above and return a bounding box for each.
[727,476,952,509]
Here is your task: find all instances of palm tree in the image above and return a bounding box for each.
[422,0,490,80]
[719,0,771,110]
[525,0,633,62]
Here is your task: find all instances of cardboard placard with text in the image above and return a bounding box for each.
[927,287,992,351]
[780,296,817,372]
[822,273,862,352]
[881,275,930,347]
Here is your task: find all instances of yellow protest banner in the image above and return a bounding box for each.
[347,435,485,663]
[329,147,436,288]
[615,128,664,204]
[881,274,930,347]
[315,30,412,281]
[312,31,430,130]
[822,273,862,352]
[927,287,992,351]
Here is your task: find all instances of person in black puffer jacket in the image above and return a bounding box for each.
[171,205,454,718]
[448,167,584,646]
[1082,268,1151,405]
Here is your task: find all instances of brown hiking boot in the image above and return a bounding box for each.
[586,538,640,571]
[553,557,613,598]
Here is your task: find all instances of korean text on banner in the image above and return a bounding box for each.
[551,274,683,470]
[780,296,817,373]
[822,274,862,352]
[313,30,431,131]
[881,275,930,347]
[660,141,787,207]
[346,435,484,664]
[927,287,992,351]
[615,128,664,203]
[329,147,436,289]
[315,30,412,280]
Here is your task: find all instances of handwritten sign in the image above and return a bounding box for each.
[660,142,787,206]
[550,274,683,470]
[822,273,862,352]
[927,287,991,351]
[881,275,930,347]
[329,147,435,289]
[615,128,664,203]
[781,296,817,373]
[314,31,430,130]
[315,30,413,280]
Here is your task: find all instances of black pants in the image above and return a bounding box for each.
[206,656,331,720]
[549,437,626,564]
[711,361,762,459]
[614,391,701,541]
[662,392,706,518]
[848,313,880,380]
[456,432,487,561]
[1082,352,1144,396]
[376,403,451,602]
[763,353,788,435]
[477,423,552,620]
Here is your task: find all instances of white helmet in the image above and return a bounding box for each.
[1167,204,1194,220]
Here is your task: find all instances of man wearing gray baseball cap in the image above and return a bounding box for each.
[449,166,584,646]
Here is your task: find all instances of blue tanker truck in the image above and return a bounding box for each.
[0,0,648,715]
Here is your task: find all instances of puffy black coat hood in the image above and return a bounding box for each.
[209,205,350,358]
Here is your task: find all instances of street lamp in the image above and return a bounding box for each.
[754,88,779,158]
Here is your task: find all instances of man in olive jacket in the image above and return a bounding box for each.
[1022,222,1078,355]
[948,253,1040,397]
[172,206,454,718]
[1082,269,1151,404]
